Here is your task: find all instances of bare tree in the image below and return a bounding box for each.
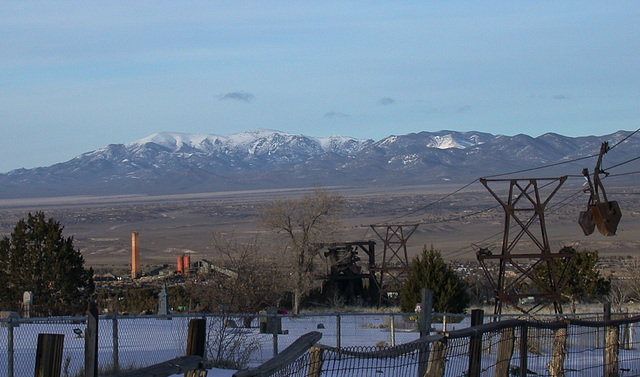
[260,188,344,314]
[608,279,633,312]
[191,232,285,318]
[622,257,640,302]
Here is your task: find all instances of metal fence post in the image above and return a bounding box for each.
[336,313,341,350]
[272,314,278,356]
[7,319,14,377]
[112,314,119,373]
[468,309,484,377]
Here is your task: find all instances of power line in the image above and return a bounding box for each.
[481,154,598,179]
[374,178,479,225]
[606,156,640,171]
[369,128,640,249]
[418,204,501,226]
[609,127,640,150]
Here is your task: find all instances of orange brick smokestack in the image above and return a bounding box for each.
[184,255,191,275]
[177,255,184,274]
[132,232,141,279]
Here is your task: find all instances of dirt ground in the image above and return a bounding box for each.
[0,182,638,272]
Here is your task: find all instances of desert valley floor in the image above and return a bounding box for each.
[0,182,638,273]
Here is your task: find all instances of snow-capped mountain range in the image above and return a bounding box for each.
[0,129,636,198]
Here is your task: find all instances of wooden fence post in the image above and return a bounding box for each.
[307,346,324,377]
[548,327,567,377]
[418,289,434,377]
[389,313,396,347]
[186,318,207,377]
[425,339,447,377]
[420,289,433,337]
[468,309,484,377]
[495,327,515,377]
[85,302,99,377]
[519,325,528,377]
[34,334,64,377]
[604,324,619,377]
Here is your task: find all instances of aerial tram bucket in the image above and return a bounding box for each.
[579,142,622,236]
[591,201,621,236]
[578,208,595,236]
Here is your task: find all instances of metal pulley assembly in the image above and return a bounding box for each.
[579,142,622,236]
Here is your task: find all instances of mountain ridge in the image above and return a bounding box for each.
[0,129,635,199]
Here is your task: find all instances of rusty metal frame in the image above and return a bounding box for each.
[370,224,418,306]
[477,177,572,315]
[322,240,378,305]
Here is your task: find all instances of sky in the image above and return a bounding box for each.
[1,1,639,173]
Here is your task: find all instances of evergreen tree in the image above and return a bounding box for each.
[535,247,610,313]
[400,246,470,313]
[0,212,94,315]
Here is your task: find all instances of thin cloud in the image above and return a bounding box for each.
[219,91,255,103]
[377,97,396,106]
[324,111,350,118]
[553,94,569,100]
[456,105,472,113]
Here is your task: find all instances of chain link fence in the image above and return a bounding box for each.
[0,311,635,377]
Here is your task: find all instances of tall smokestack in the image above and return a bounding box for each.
[177,255,184,274]
[132,232,141,279]
[184,255,191,275]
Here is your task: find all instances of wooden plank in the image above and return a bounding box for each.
[186,319,207,357]
[186,319,207,377]
[234,332,322,377]
[34,334,64,377]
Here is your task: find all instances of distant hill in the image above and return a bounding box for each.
[0,129,636,198]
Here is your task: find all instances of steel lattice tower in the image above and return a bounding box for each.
[370,224,418,306]
[476,177,575,315]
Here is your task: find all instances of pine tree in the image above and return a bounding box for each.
[400,245,470,313]
[534,247,610,313]
[0,212,94,315]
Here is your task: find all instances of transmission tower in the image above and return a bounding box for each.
[370,224,418,306]
[476,177,575,315]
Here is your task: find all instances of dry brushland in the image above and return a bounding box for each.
[0,182,638,279]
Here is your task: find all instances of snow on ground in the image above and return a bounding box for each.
[2,313,639,377]
[0,313,439,377]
